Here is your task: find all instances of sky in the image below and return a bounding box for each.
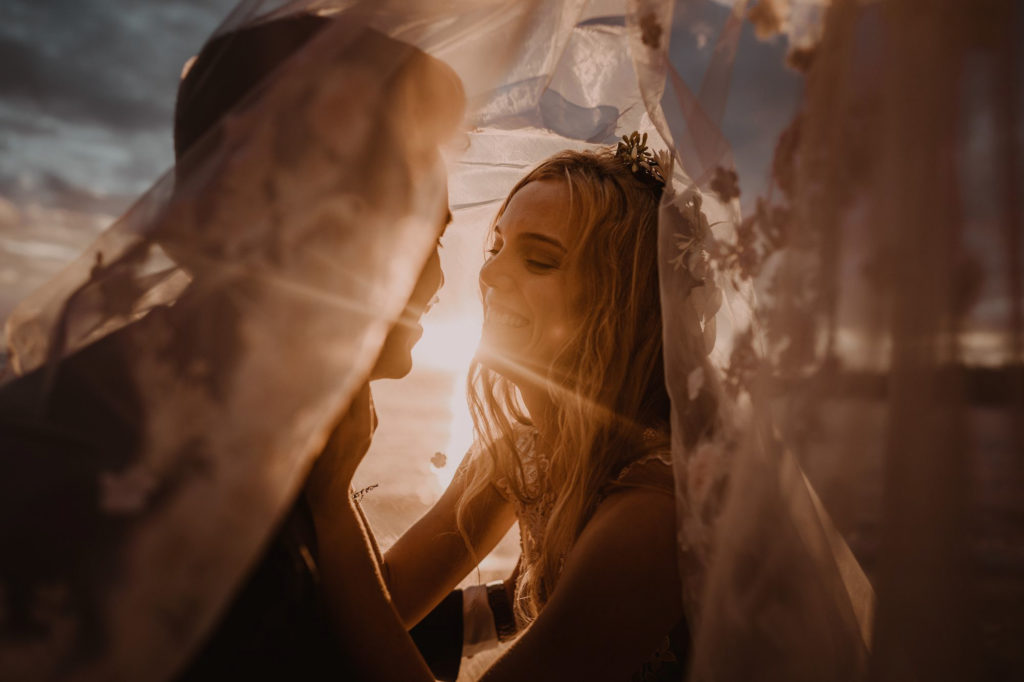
[0,0,1013,373]
[0,0,234,197]
[0,0,807,329]
[0,0,803,305]
[0,0,238,321]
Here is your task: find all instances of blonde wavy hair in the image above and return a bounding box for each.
[456,148,716,624]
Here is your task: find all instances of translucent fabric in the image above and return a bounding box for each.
[674,2,1022,681]
[0,3,524,679]
[3,1,1020,681]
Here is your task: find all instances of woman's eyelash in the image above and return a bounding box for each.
[485,242,556,270]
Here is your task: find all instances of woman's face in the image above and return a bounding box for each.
[478,180,577,382]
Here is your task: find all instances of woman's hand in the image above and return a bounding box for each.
[306,382,376,514]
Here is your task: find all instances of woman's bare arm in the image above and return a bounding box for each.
[315,488,679,682]
[383,454,516,627]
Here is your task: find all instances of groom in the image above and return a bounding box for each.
[169,14,465,682]
[0,12,464,682]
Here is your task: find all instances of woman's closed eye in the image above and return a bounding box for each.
[522,243,561,272]
[525,257,558,272]
[485,234,560,272]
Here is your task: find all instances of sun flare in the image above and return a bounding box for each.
[410,314,482,490]
[411,314,482,372]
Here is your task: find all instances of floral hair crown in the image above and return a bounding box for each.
[616,131,666,186]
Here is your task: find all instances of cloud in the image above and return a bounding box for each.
[0,108,57,137]
[0,0,236,200]
[0,0,229,331]
[0,170,132,216]
[0,0,235,129]
[0,195,112,327]
[0,33,163,132]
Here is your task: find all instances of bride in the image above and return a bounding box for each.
[309,142,707,680]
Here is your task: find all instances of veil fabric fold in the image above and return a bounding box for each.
[0,5,479,679]
[4,0,1019,680]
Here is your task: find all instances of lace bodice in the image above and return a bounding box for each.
[493,428,673,584]
[491,428,686,680]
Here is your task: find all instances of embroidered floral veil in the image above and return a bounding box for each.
[2,1,1020,680]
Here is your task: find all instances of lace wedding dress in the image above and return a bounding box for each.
[492,427,687,681]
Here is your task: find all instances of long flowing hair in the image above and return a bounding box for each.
[456,149,715,623]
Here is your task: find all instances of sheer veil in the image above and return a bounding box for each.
[2,1,1020,681]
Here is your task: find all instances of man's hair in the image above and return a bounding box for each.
[174,14,465,169]
[167,13,465,241]
[174,14,330,161]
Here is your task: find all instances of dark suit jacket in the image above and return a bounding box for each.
[0,310,354,680]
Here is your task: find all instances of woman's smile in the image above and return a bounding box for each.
[477,179,576,379]
[485,299,530,329]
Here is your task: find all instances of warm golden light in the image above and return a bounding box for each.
[434,371,474,491]
[411,315,482,372]
[410,314,482,490]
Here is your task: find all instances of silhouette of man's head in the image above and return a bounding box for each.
[172,14,465,379]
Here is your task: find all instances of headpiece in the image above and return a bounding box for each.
[616,131,666,186]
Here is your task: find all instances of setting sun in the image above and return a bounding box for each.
[410,314,482,490]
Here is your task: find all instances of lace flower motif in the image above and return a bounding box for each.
[667,191,723,355]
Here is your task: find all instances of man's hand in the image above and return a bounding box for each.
[306,382,376,514]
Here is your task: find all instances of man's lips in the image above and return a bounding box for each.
[397,294,438,329]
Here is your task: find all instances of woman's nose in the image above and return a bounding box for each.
[478,250,513,291]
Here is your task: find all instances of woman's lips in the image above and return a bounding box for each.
[485,303,529,328]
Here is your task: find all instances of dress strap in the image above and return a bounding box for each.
[613,449,672,482]
[604,446,674,501]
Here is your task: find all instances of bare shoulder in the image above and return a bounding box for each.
[547,483,678,608]
[480,469,680,680]
[579,482,676,554]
